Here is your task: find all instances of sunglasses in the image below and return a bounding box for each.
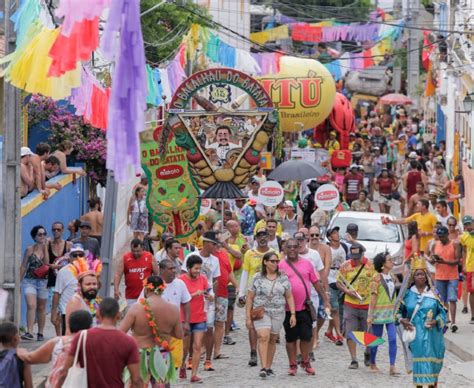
[286,245,299,249]
[267,259,280,264]
[71,253,85,258]
[310,233,320,237]
[36,232,47,237]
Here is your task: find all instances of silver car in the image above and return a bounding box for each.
[327,211,406,280]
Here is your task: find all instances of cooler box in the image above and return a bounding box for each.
[331,150,352,168]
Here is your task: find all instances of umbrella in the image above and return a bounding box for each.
[348,331,385,347]
[268,160,326,182]
[379,93,413,105]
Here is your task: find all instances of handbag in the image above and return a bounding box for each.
[401,296,424,344]
[63,330,88,388]
[33,264,49,279]
[285,260,317,322]
[250,278,276,321]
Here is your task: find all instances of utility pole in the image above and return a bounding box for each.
[1,0,22,322]
[407,0,421,107]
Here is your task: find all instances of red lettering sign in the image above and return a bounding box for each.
[261,187,283,197]
[156,165,183,180]
[316,190,338,201]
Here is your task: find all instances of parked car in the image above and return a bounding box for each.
[327,211,406,281]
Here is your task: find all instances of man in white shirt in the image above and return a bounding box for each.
[159,259,191,334]
[182,231,221,371]
[294,230,324,359]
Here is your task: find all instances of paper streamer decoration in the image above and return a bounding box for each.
[55,0,111,36]
[101,0,147,182]
[10,0,41,46]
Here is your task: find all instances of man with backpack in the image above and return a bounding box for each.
[0,322,32,388]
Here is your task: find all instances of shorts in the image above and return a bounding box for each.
[435,279,459,303]
[206,301,215,328]
[468,272,474,293]
[215,297,228,322]
[378,194,392,205]
[22,278,48,300]
[189,322,207,333]
[343,305,368,336]
[283,310,313,343]
[170,337,183,367]
[329,285,341,310]
[310,294,320,329]
[253,311,285,334]
[227,285,236,310]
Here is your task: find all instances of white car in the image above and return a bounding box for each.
[327,211,406,280]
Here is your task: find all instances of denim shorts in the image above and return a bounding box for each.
[435,279,458,303]
[329,285,341,310]
[189,322,207,333]
[22,278,48,300]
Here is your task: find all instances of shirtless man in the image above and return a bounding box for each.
[32,143,51,199]
[407,182,429,216]
[120,275,184,387]
[80,198,104,245]
[308,225,332,341]
[20,147,35,197]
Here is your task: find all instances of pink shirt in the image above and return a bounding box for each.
[279,258,319,311]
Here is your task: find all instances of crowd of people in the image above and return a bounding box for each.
[1,103,473,388]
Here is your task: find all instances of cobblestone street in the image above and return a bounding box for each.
[175,306,471,388]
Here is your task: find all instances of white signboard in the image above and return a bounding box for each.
[290,148,316,162]
[315,184,340,211]
[258,181,284,207]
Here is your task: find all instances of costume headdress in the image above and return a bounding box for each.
[142,278,166,295]
[69,255,103,281]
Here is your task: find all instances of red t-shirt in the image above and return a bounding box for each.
[406,170,422,200]
[343,173,363,200]
[179,274,209,323]
[68,328,139,388]
[123,252,154,299]
[214,249,232,298]
[377,177,394,195]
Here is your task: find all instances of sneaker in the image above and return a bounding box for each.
[21,332,34,341]
[266,369,276,377]
[204,360,215,371]
[259,368,267,378]
[335,335,344,346]
[364,352,370,367]
[179,367,187,379]
[230,321,240,331]
[187,359,192,370]
[349,360,359,369]
[325,331,336,343]
[37,333,44,341]
[462,307,468,314]
[451,324,459,333]
[309,351,315,362]
[288,364,298,376]
[301,361,316,375]
[190,376,203,384]
[223,336,236,345]
[248,351,258,367]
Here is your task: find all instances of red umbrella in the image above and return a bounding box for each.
[379,93,413,105]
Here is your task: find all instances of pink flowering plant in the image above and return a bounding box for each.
[27,95,107,186]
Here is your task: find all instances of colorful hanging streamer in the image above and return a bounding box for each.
[10,0,41,46]
[55,0,111,36]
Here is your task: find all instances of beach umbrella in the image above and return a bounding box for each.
[348,331,385,347]
[268,160,326,182]
[379,93,413,105]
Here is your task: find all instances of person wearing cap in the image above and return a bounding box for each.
[341,223,360,255]
[52,243,85,335]
[388,198,438,253]
[72,221,100,260]
[235,198,257,240]
[21,143,51,199]
[343,165,363,207]
[459,215,474,323]
[324,131,340,156]
[350,190,372,212]
[336,242,376,369]
[281,201,298,238]
[20,146,35,198]
[430,226,462,332]
[182,231,221,371]
[373,146,387,178]
[238,227,277,367]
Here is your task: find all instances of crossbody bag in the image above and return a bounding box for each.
[286,260,318,322]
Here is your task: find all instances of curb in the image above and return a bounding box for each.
[445,337,474,362]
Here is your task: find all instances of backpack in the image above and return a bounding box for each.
[0,349,21,387]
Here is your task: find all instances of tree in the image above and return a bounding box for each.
[141,0,210,64]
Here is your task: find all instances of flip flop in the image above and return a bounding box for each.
[213,354,230,360]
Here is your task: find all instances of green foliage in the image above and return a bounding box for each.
[141,0,210,64]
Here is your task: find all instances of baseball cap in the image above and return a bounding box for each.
[350,164,358,170]
[293,232,306,240]
[255,227,268,237]
[202,231,220,245]
[70,243,85,254]
[349,132,355,137]
[21,146,33,157]
[79,221,92,229]
[349,242,365,259]
[462,215,473,225]
[346,223,359,232]
[436,226,449,236]
[160,232,174,242]
[248,198,257,206]
[284,200,294,207]
[408,151,418,159]
[326,226,340,238]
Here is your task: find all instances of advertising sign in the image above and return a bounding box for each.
[315,184,340,211]
[258,181,284,207]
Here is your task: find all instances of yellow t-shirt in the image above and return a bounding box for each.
[253,219,283,237]
[460,232,474,272]
[242,248,276,287]
[406,212,438,253]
